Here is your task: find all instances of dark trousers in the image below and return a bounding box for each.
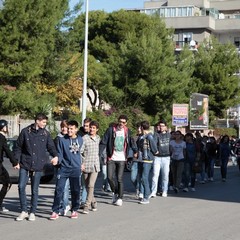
[52,171,81,213]
[0,165,10,207]
[107,160,125,199]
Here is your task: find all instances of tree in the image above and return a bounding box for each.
[193,38,240,119]
[0,0,69,86]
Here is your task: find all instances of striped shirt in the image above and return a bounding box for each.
[81,134,100,173]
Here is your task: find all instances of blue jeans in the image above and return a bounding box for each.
[18,168,42,214]
[139,162,152,199]
[52,169,80,213]
[208,157,215,179]
[59,178,70,213]
[102,164,111,191]
[221,158,228,179]
[131,161,143,194]
[152,156,170,194]
[81,174,87,204]
[183,162,196,188]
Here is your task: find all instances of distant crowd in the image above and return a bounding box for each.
[0,113,238,221]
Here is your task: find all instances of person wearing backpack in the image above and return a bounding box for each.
[137,121,158,204]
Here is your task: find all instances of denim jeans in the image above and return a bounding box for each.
[208,157,215,179]
[131,161,143,194]
[107,160,125,199]
[18,168,42,214]
[102,164,111,191]
[183,162,196,188]
[152,156,170,194]
[139,162,152,199]
[221,158,228,179]
[52,169,80,213]
[81,174,87,204]
[59,178,70,213]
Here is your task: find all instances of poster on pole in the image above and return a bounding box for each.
[190,93,209,130]
[172,104,189,126]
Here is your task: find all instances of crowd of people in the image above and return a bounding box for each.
[0,113,238,221]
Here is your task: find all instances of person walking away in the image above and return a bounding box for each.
[170,130,186,193]
[130,122,144,199]
[81,121,101,214]
[137,121,158,204]
[219,135,231,182]
[100,114,137,207]
[206,136,218,181]
[54,120,71,216]
[50,120,83,220]
[14,113,58,221]
[0,120,20,212]
[151,120,171,198]
[182,133,197,192]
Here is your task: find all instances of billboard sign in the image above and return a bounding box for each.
[172,104,189,126]
[190,93,209,130]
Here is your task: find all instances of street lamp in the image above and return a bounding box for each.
[81,0,89,125]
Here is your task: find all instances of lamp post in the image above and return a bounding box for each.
[81,0,89,125]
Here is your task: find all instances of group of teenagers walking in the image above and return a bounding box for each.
[0,112,231,221]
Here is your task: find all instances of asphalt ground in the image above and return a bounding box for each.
[0,164,240,240]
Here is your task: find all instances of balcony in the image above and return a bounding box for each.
[215,18,240,32]
[164,16,215,30]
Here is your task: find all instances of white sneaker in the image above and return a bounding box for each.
[64,205,71,216]
[16,211,29,221]
[149,193,156,198]
[114,198,123,206]
[138,193,143,199]
[162,192,167,197]
[191,188,196,192]
[0,207,9,212]
[169,186,174,191]
[28,213,35,221]
[183,188,189,192]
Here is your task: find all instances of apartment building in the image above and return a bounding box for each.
[131,0,240,49]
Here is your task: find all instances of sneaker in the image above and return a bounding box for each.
[156,192,162,196]
[64,205,71,216]
[191,188,196,192]
[114,198,123,206]
[0,206,9,213]
[149,193,156,198]
[91,202,97,212]
[169,186,174,191]
[71,211,78,219]
[183,188,189,192]
[162,192,168,197]
[82,206,89,214]
[174,187,179,193]
[28,213,35,221]
[222,178,226,182]
[16,211,29,221]
[210,178,214,182]
[138,193,143,199]
[112,193,117,204]
[200,180,205,184]
[79,203,85,210]
[139,198,150,204]
[49,212,59,220]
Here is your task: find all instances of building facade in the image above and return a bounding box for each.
[131,0,240,50]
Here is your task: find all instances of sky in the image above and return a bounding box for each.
[70,0,145,12]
